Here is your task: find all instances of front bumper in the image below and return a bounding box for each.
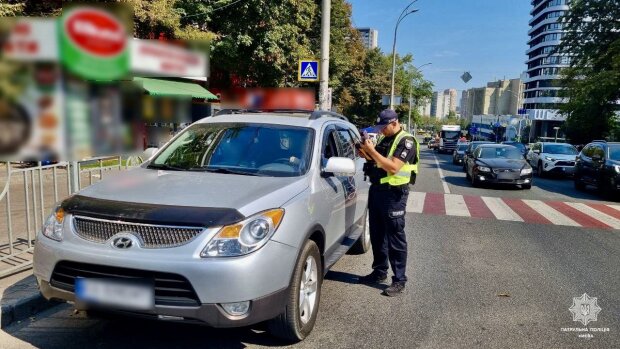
[475,171,533,185]
[33,216,299,327]
[542,161,575,175]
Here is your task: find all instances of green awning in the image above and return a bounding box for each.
[133,77,218,100]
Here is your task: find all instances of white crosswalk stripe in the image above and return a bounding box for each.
[481,196,524,222]
[407,192,425,213]
[565,202,620,229]
[444,194,470,217]
[522,200,581,227]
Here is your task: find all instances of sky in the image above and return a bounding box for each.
[347,0,532,95]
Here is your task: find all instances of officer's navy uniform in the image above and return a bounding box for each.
[367,128,418,284]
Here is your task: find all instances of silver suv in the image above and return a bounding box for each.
[33,110,370,342]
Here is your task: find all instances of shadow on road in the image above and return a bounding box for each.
[324,270,388,291]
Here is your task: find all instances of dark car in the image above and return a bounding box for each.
[428,139,438,149]
[452,143,469,165]
[501,141,527,157]
[574,141,620,196]
[465,144,533,189]
[462,141,494,171]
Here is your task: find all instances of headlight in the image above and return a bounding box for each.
[521,168,533,175]
[201,209,284,257]
[477,166,491,172]
[614,165,620,174]
[41,206,65,241]
[544,156,556,162]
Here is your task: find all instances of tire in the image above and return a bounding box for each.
[268,240,322,342]
[522,183,532,190]
[349,211,370,255]
[537,162,545,178]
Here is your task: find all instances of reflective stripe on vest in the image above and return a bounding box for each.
[376,130,419,186]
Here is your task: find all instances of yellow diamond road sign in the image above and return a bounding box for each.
[298,60,319,82]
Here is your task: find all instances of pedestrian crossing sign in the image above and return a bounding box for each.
[298,60,319,82]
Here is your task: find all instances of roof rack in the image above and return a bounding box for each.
[309,110,349,122]
[592,139,607,143]
[212,108,349,122]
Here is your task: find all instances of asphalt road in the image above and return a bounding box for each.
[1,147,619,348]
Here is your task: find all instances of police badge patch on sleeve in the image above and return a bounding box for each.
[400,151,408,159]
[405,140,413,149]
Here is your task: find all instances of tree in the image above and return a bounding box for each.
[556,0,620,144]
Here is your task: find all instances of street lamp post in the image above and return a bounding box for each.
[408,62,432,136]
[389,1,419,109]
[553,126,560,143]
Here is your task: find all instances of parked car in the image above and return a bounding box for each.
[574,141,620,196]
[462,141,494,171]
[33,110,371,342]
[526,142,578,177]
[501,141,527,157]
[465,144,533,189]
[452,143,469,165]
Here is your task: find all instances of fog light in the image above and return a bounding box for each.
[524,179,530,183]
[221,301,250,316]
[479,176,486,181]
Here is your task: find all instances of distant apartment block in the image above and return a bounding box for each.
[430,89,458,119]
[461,78,524,123]
[356,28,378,49]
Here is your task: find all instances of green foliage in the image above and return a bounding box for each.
[556,0,620,144]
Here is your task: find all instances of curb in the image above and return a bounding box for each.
[1,292,59,329]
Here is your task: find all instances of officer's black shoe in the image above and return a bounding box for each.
[357,270,388,284]
[382,282,406,297]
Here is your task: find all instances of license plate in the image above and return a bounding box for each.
[497,172,516,180]
[75,278,154,310]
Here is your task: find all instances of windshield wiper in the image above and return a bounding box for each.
[147,163,188,171]
[199,167,262,176]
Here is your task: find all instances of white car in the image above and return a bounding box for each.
[526,142,578,177]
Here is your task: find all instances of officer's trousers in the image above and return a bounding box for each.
[368,184,409,283]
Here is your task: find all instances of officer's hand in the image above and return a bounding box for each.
[360,139,375,153]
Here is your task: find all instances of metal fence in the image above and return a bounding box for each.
[0,155,143,277]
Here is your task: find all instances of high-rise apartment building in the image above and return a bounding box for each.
[356,28,378,49]
[430,89,458,119]
[461,79,524,123]
[524,0,571,138]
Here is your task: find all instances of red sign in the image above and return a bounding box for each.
[65,9,125,57]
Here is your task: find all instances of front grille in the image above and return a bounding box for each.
[493,169,519,174]
[72,215,204,248]
[50,261,200,307]
[556,161,575,167]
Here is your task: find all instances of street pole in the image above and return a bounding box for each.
[319,0,331,111]
[389,2,418,109]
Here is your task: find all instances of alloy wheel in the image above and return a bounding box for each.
[299,255,318,325]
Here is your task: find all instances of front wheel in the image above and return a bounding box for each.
[537,162,545,178]
[349,211,370,254]
[522,183,532,190]
[574,176,586,190]
[268,240,322,342]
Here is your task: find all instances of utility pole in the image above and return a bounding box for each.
[319,0,331,111]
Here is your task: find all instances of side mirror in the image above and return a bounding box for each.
[323,157,356,177]
[142,147,159,160]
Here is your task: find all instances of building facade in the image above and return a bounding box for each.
[524,0,571,139]
[461,79,524,123]
[356,28,378,49]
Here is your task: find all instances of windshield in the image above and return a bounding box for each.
[544,144,578,155]
[149,123,314,177]
[609,145,620,161]
[441,131,460,139]
[472,142,493,150]
[478,147,523,160]
[457,144,469,151]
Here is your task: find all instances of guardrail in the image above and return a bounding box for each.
[0,155,145,277]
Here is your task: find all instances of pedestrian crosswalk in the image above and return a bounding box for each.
[406,192,620,230]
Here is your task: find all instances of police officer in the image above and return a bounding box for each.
[358,109,419,296]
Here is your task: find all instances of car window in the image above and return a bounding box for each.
[321,127,339,168]
[608,145,620,161]
[544,144,578,155]
[336,128,356,160]
[592,146,605,159]
[478,147,523,159]
[149,123,314,177]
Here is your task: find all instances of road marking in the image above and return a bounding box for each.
[481,196,524,222]
[502,198,552,225]
[462,195,495,219]
[444,194,471,217]
[565,202,620,229]
[545,201,611,229]
[432,153,450,194]
[423,192,446,215]
[407,191,425,213]
[522,200,580,227]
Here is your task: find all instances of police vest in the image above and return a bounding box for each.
[376,131,419,186]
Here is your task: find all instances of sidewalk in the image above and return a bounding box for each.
[0,269,58,328]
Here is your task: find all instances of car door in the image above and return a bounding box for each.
[578,145,593,183]
[318,124,347,262]
[527,143,539,167]
[591,145,606,186]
